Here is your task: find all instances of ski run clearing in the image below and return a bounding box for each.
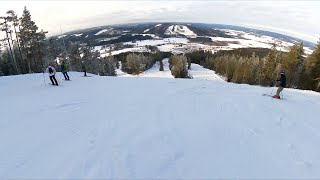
[1,63,320,179]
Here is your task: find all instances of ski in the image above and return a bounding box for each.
[262,93,273,97]
[48,83,62,87]
[262,93,285,100]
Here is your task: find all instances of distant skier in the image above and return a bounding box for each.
[273,70,286,99]
[81,61,87,77]
[45,65,58,86]
[61,61,70,80]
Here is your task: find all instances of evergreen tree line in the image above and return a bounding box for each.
[121,53,155,74]
[0,7,48,75]
[0,7,119,77]
[168,54,191,78]
[202,42,320,91]
[67,42,117,76]
[114,51,170,75]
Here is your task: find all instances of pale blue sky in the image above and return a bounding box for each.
[0,0,319,43]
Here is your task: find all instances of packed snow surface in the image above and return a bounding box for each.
[1,69,320,179]
[125,59,224,82]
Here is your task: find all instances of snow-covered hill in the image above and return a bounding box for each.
[165,25,197,37]
[96,28,314,57]
[61,23,315,57]
[1,70,320,179]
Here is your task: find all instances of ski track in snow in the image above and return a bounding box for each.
[0,70,320,178]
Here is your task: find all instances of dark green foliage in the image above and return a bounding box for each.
[122,53,154,74]
[114,51,171,74]
[0,7,48,74]
[204,44,312,89]
[301,40,320,91]
[96,35,154,46]
[187,37,213,44]
[19,7,48,73]
[101,56,116,76]
[185,50,212,66]
[169,55,189,78]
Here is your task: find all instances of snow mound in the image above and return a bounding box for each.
[57,34,67,39]
[1,72,320,179]
[143,29,150,33]
[72,33,83,37]
[95,29,111,35]
[155,24,162,27]
[165,25,197,37]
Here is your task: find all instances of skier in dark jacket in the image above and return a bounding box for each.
[61,61,70,80]
[273,70,286,99]
[81,61,87,77]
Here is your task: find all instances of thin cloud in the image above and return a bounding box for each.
[245,24,319,42]
[0,0,319,43]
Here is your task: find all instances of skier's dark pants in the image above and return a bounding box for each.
[84,70,87,76]
[49,75,58,85]
[62,72,70,80]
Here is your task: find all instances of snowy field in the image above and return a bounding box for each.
[96,26,314,56]
[1,68,320,178]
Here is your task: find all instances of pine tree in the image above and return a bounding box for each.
[81,46,101,74]
[125,53,142,74]
[304,40,320,91]
[159,59,164,71]
[6,10,24,72]
[0,16,18,74]
[68,42,82,71]
[19,6,47,73]
[283,43,304,87]
[262,46,278,86]
[102,56,116,76]
[169,55,188,78]
[187,57,191,70]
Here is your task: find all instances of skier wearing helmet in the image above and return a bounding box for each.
[273,70,286,99]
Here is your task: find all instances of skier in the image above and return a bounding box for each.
[273,70,286,99]
[45,65,58,86]
[81,61,87,77]
[61,61,70,80]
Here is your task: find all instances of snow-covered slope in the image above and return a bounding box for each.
[97,27,314,56]
[95,29,111,35]
[115,58,224,82]
[165,25,197,37]
[1,72,320,179]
